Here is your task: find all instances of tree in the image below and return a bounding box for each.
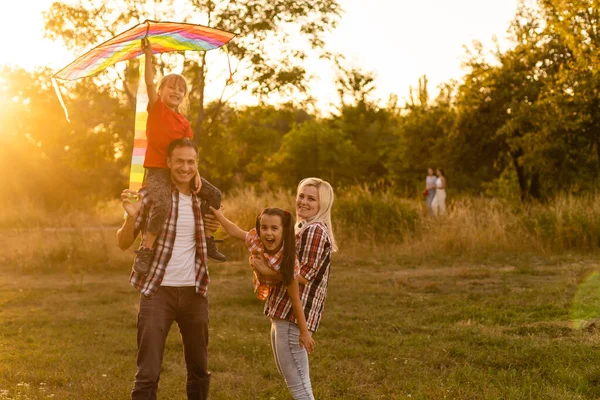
[268,120,359,188]
[330,61,397,186]
[386,77,456,195]
[44,0,342,143]
[0,66,129,207]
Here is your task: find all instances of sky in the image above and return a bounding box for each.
[0,0,520,110]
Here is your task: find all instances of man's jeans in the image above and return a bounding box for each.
[132,286,210,400]
[270,318,314,400]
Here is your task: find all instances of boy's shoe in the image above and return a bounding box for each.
[206,236,227,263]
[133,247,153,275]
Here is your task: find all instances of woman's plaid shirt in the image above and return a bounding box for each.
[263,221,332,333]
[128,186,209,297]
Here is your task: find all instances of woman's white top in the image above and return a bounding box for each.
[436,177,445,189]
[426,176,437,189]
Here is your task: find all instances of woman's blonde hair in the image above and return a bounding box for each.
[296,177,338,252]
[157,74,189,115]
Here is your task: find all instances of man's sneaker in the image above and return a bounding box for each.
[206,236,227,263]
[133,247,153,275]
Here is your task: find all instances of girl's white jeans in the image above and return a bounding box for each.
[270,318,314,400]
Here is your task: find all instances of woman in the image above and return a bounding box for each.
[425,168,437,215]
[252,177,338,400]
[431,168,446,216]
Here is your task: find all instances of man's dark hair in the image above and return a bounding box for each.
[167,138,198,157]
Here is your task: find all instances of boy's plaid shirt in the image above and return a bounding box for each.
[128,186,209,297]
[263,221,331,333]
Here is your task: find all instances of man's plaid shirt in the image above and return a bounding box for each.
[263,221,332,333]
[129,186,209,297]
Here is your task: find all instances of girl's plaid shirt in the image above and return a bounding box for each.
[245,228,299,299]
[263,221,332,333]
[128,186,209,298]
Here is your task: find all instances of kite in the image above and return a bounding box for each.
[52,19,236,193]
[53,20,236,81]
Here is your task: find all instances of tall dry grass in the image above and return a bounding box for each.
[218,187,600,261]
[1,188,598,272]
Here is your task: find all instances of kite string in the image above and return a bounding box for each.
[52,78,70,122]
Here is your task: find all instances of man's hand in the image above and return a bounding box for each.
[121,189,143,218]
[203,212,221,236]
[193,173,202,195]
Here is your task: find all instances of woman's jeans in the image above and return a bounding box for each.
[426,188,436,214]
[270,318,314,400]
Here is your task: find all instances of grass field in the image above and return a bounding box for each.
[1,226,600,399]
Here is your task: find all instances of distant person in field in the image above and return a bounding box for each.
[431,168,447,216]
[208,206,315,353]
[117,138,222,400]
[134,38,226,278]
[251,177,338,400]
[425,167,437,215]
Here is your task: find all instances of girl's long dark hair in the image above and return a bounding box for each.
[255,208,296,286]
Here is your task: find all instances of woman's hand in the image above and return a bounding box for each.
[250,254,283,281]
[121,189,142,218]
[299,331,315,354]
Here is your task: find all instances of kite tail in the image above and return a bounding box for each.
[52,78,70,122]
[224,45,233,84]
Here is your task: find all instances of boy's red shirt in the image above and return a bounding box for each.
[144,97,193,168]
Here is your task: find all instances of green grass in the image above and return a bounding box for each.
[1,236,600,399]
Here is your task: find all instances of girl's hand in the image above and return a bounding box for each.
[299,331,315,354]
[193,173,202,195]
[142,38,152,57]
[121,189,142,217]
[208,205,223,218]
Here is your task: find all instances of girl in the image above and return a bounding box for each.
[252,177,337,400]
[132,39,226,275]
[431,168,447,216]
[209,206,315,354]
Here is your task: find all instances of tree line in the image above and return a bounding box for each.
[1,0,599,210]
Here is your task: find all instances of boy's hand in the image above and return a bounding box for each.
[299,331,315,354]
[193,173,202,195]
[121,189,142,218]
[142,38,152,57]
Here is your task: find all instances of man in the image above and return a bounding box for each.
[117,138,220,400]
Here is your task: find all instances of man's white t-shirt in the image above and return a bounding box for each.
[161,192,197,287]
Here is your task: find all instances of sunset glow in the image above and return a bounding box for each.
[1,0,520,105]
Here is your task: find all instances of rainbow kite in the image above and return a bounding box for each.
[52,20,236,193]
[53,20,236,81]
